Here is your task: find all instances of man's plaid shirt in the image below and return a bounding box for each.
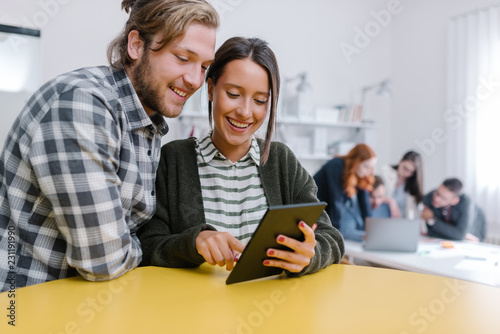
[0,66,169,291]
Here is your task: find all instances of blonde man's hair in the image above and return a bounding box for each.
[108,0,219,68]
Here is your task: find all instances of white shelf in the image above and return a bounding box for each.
[278,117,375,129]
[177,111,376,175]
[295,154,333,161]
[180,113,375,129]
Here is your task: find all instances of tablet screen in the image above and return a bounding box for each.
[226,202,327,284]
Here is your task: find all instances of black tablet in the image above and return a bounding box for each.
[225,201,327,285]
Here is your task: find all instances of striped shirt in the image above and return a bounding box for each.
[196,134,268,246]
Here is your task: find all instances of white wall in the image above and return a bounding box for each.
[0,0,128,146]
[390,0,500,192]
[214,0,393,106]
[0,0,128,81]
[214,0,394,172]
[1,0,495,187]
[0,0,393,168]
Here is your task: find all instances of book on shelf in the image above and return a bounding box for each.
[327,141,357,157]
[349,104,364,123]
[331,104,363,123]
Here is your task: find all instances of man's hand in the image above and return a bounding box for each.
[421,205,434,221]
[195,231,245,271]
[465,233,480,242]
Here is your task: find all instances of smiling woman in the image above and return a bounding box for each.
[208,58,270,162]
[205,37,280,164]
[137,36,344,278]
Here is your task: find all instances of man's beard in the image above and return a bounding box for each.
[131,52,184,118]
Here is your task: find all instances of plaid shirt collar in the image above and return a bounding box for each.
[111,67,169,136]
[198,133,261,166]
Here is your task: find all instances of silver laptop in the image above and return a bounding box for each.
[363,217,421,252]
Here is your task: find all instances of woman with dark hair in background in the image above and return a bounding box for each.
[314,144,377,241]
[138,37,344,276]
[381,151,424,219]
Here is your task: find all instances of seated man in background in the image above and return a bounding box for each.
[370,176,401,218]
[465,203,487,242]
[421,178,470,240]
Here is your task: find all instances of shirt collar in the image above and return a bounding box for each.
[247,137,261,166]
[111,66,169,136]
[149,113,170,136]
[197,133,261,166]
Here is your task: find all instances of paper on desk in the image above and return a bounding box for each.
[454,257,500,272]
[419,249,458,258]
[455,259,489,271]
[420,244,494,259]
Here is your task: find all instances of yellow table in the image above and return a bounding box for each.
[1,264,499,334]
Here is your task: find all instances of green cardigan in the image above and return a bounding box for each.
[137,138,345,276]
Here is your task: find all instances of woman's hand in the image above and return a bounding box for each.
[263,221,317,273]
[196,231,245,271]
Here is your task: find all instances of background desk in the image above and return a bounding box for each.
[344,238,500,287]
[2,264,500,334]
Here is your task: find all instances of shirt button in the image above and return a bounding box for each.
[147,150,152,156]
[151,190,155,196]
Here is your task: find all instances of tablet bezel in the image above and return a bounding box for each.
[225,201,327,285]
